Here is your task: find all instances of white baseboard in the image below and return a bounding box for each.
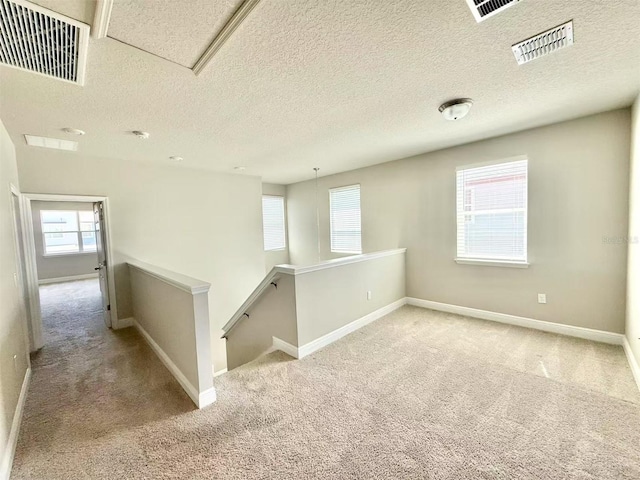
[272,297,408,360]
[114,317,134,329]
[0,368,31,480]
[38,273,98,285]
[407,298,624,345]
[623,336,640,392]
[198,387,217,406]
[298,297,408,358]
[272,336,299,358]
[213,368,227,377]
[133,319,216,409]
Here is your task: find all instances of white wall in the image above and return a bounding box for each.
[262,183,290,271]
[30,201,98,281]
[627,95,640,368]
[17,149,265,372]
[0,120,29,476]
[287,109,631,334]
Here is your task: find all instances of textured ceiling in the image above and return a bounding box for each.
[107,0,245,67]
[1,0,639,185]
[29,0,95,25]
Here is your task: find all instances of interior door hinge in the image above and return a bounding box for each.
[107,304,111,311]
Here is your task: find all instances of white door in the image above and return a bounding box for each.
[94,202,111,327]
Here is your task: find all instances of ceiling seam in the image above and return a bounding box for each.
[192,0,262,75]
[106,36,193,70]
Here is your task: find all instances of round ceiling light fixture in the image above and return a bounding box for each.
[132,130,150,139]
[169,156,183,162]
[438,98,473,121]
[62,127,85,135]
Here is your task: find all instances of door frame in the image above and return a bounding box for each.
[9,183,34,364]
[20,193,118,350]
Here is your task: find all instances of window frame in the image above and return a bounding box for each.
[329,184,362,255]
[41,209,97,256]
[261,195,287,252]
[454,156,529,268]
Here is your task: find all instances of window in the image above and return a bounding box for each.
[456,158,528,264]
[330,184,362,254]
[262,196,286,251]
[41,210,97,255]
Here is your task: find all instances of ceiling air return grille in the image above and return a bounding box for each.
[466,0,522,22]
[512,21,574,65]
[0,0,89,84]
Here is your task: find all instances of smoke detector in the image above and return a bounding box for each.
[132,131,150,139]
[0,0,90,85]
[439,99,474,121]
[512,21,574,65]
[466,0,522,23]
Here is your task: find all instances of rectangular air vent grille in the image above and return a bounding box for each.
[512,21,574,65]
[0,0,89,84]
[466,0,522,22]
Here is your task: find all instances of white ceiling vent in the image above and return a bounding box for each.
[512,21,574,65]
[0,0,90,85]
[465,0,522,23]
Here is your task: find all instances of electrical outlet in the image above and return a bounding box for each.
[538,294,547,304]
[367,291,372,300]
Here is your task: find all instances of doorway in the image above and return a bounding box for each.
[18,194,117,351]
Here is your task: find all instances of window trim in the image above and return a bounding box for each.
[41,210,97,256]
[329,183,362,254]
[262,195,287,252]
[455,156,529,267]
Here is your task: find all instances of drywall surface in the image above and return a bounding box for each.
[226,274,297,370]
[30,201,98,281]
[0,119,29,476]
[627,95,640,367]
[17,149,265,372]
[262,183,290,271]
[294,251,406,345]
[129,266,199,388]
[288,110,631,333]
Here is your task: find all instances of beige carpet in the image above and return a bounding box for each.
[12,279,640,479]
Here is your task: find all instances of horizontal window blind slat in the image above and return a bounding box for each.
[456,159,527,262]
[330,184,362,253]
[262,195,286,251]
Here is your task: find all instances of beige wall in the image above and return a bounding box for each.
[17,149,266,372]
[0,120,29,474]
[262,183,290,271]
[226,274,297,370]
[627,95,640,367]
[30,201,98,281]
[129,265,213,397]
[294,251,406,345]
[287,110,631,333]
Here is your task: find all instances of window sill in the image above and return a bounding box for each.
[454,258,529,268]
[265,248,287,252]
[44,251,97,258]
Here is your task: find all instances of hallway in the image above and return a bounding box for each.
[11,280,193,478]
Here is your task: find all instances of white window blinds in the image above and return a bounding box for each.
[262,195,286,251]
[330,184,362,254]
[456,159,528,263]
